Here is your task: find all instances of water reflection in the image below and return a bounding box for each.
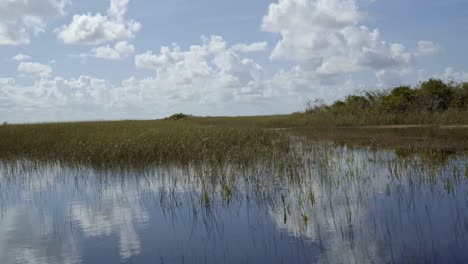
[0,145,467,263]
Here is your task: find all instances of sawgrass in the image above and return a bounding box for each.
[0,120,290,168]
[1,115,466,168]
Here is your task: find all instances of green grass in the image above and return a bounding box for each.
[0,120,291,168]
[1,112,467,168]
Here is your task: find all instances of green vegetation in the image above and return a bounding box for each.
[163,113,192,120]
[303,79,468,126]
[176,79,468,128]
[0,118,466,168]
[0,121,291,168]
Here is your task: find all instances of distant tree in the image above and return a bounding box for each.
[2,122,7,126]
[379,86,416,114]
[331,100,346,108]
[419,79,454,112]
[301,78,468,125]
[164,113,191,120]
[450,82,468,110]
[305,99,327,113]
[344,95,372,114]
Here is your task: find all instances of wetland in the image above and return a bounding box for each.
[0,119,467,263]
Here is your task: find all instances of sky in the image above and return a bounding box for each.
[1,0,468,123]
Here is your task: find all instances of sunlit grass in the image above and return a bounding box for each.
[0,120,291,168]
[1,116,466,168]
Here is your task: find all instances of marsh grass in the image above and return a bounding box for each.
[1,135,466,228]
[0,120,291,168]
[1,116,466,169]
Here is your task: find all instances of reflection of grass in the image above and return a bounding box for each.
[2,144,465,264]
[289,126,468,151]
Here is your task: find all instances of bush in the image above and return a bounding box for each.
[164,113,191,120]
[379,86,416,114]
[419,79,454,112]
[304,79,468,126]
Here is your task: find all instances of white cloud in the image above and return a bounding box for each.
[262,0,413,76]
[438,67,468,83]
[416,40,441,56]
[108,0,130,21]
[12,53,32,62]
[0,0,70,45]
[0,78,15,87]
[80,41,135,60]
[56,0,141,45]
[269,65,360,101]
[0,36,279,122]
[133,36,267,103]
[1,34,386,122]
[232,42,268,52]
[0,75,118,123]
[17,62,53,78]
[0,74,137,122]
[375,68,414,88]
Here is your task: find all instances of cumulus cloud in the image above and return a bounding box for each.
[0,74,136,122]
[438,67,468,83]
[262,0,413,75]
[0,0,70,45]
[0,75,117,123]
[1,36,277,122]
[108,0,130,21]
[232,42,268,52]
[56,0,141,45]
[12,53,32,62]
[17,62,53,78]
[375,68,414,88]
[2,33,401,122]
[79,41,135,60]
[133,36,267,103]
[416,40,441,56]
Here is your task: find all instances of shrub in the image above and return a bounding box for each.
[304,78,468,126]
[164,113,191,120]
[419,79,454,112]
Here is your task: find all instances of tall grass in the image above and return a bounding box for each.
[1,118,467,168]
[0,120,291,168]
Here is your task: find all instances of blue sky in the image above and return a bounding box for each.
[1,0,467,123]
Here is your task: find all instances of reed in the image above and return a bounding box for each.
[0,120,291,168]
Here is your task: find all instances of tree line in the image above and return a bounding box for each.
[305,79,468,125]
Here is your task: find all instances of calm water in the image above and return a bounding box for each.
[0,146,467,264]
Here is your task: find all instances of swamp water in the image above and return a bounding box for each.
[0,144,467,264]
